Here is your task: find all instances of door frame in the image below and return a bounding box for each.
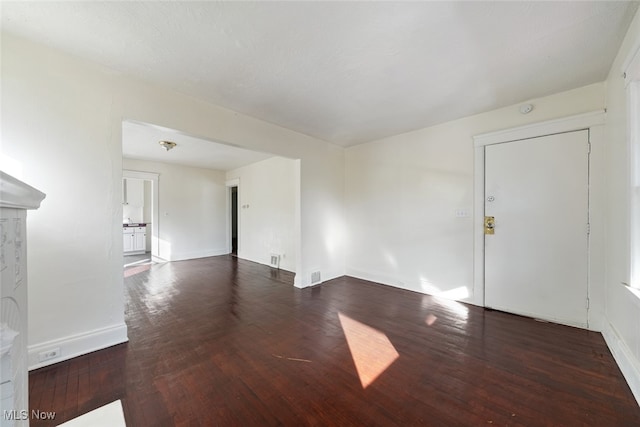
[472,110,606,330]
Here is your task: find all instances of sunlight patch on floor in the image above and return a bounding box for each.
[435,297,469,320]
[124,257,152,268]
[338,312,399,389]
[124,264,152,278]
[435,286,469,300]
[425,313,438,326]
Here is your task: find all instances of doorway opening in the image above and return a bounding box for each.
[231,186,238,256]
[122,119,301,279]
[122,170,160,267]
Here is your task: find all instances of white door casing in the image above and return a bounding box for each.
[484,130,590,327]
[473,110,606,331]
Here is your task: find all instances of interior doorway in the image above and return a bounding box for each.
[231,186,238,256]
[123,170,160,265]
[226,178,241,257]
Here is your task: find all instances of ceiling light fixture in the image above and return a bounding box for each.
[159,140,177,151]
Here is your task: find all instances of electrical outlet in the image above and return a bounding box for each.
[38,347,60,362]
[269,254,280,268]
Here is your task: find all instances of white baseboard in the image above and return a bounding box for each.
[28,323,128,370]
[601,320,640,406]
[347,268,490,308]
[346,267,404,290]
[235,253,296,274]
[169,248,228,262]
[293,268,343,288]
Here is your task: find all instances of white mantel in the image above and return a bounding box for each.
[0,171,45,426]
[0,172,45,210]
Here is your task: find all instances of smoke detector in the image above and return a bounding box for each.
[519,104,534,114]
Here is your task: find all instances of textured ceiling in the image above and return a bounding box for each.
[2,1,638,146]
[122,121,273,171]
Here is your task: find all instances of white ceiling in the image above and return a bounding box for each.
[2,1,638,147]
[122,121,273,171]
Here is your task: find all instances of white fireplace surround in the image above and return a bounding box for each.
[0,171,45,426]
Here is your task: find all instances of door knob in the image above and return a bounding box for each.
[484,216,495,235]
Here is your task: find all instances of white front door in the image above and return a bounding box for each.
[484,130,589,328]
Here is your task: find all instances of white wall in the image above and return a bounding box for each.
[345,83,605,304]
[1,32,345,369]
[601,8,640,404]
[123,158,227,261]
[2,35,128,368]
[227,157,299,272]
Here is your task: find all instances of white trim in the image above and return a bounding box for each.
[601,320,640,406]
[167,248,229,262]
[472,147,485,307]
[225,178,240,187]
[28,323,128,370]
[623,284,640,309]
[489,304,587,329]
[0,171,46,210]
[472,111,607,329]
[240,254,296,274]
[587,125,607,331]
[292,159,302,287]
[345,267,406,292]
[123,170,159,181]
[294,267,342,289]
[473,110,606,147]
[344,267,481,307]
[123,170,160,259]
[628,80,640,288]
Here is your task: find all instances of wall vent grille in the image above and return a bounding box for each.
[311,271,321,284]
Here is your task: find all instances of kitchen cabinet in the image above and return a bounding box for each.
[123,226,146,254]
[134,228,145,251]
[123,228,134,252]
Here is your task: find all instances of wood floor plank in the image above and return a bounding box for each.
[28,255,640,426]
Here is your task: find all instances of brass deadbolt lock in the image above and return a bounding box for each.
[484,216,495,235]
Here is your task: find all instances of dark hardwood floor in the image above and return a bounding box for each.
[29,255,640,426]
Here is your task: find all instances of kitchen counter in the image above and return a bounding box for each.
[123,223,149,227]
